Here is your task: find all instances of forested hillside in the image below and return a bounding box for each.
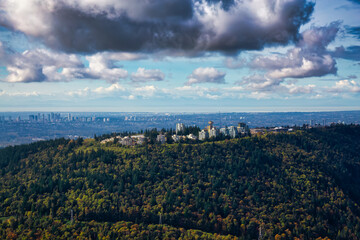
[0,125,360,239]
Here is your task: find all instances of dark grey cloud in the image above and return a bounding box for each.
[205,0,235,10]
[203,0,314,53]
[0,0,314,54]
[332,46,360,61]
[347,0,360,4]
[43,7,200,53]
[346,26,360,39]
[348,75,358,79]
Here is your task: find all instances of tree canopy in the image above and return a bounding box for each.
[0,125,359,239]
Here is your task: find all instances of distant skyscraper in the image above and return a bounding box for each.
[207,121,214,131]
[199,130,209,141]
[237,122,248,135]
[228,126,238,138]
[209,128,218,138]
[176,123,185,134]
[220,127,229,136]
[310,120,313,126]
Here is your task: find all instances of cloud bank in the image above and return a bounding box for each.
[0,47,134,83]
[251,22,339,79]
[231,22,341,93]
[328,80,360,93]
[3,48,83,83]
[0,0,314,54]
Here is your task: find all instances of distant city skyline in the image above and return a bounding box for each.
[0,0,359,112]
[1,110,360,147]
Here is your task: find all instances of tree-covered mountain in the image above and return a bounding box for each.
[0,125,360,239]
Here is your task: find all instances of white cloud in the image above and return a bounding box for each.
[0,89,40,97]
[67,83,126,97]
[128,95,135,100]
[6,66,46,83]
[236,75,283,92]
[163,85,217,98]
[248,91,272,100]
[204,93,221,100]
[186,67,226,85]
[66,84,158,99]
[67,87,91,97]
[224,57,246,69]
[267,54,336,79]
[62,52,130,83]
[86,52,145,71]
[328,80,360,93]
[131,68,165,83]
[93,83,126,94]
[285,84,316,94]
[131,85,157,98]
[234,74,318,96]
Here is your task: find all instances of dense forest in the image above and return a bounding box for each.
[0,125,360,239]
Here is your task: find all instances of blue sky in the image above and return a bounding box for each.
[0,0,359,112]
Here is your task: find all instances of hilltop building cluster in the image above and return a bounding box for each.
[170,133,198,143]
[101,135,147,146]
[171,121,250,142]
[198,121,249,140]
[95,119,350,146]
[101,121,250,146]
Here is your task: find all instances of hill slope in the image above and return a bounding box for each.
[0,125,360,239]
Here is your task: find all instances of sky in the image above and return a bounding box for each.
[0,0,359,112]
